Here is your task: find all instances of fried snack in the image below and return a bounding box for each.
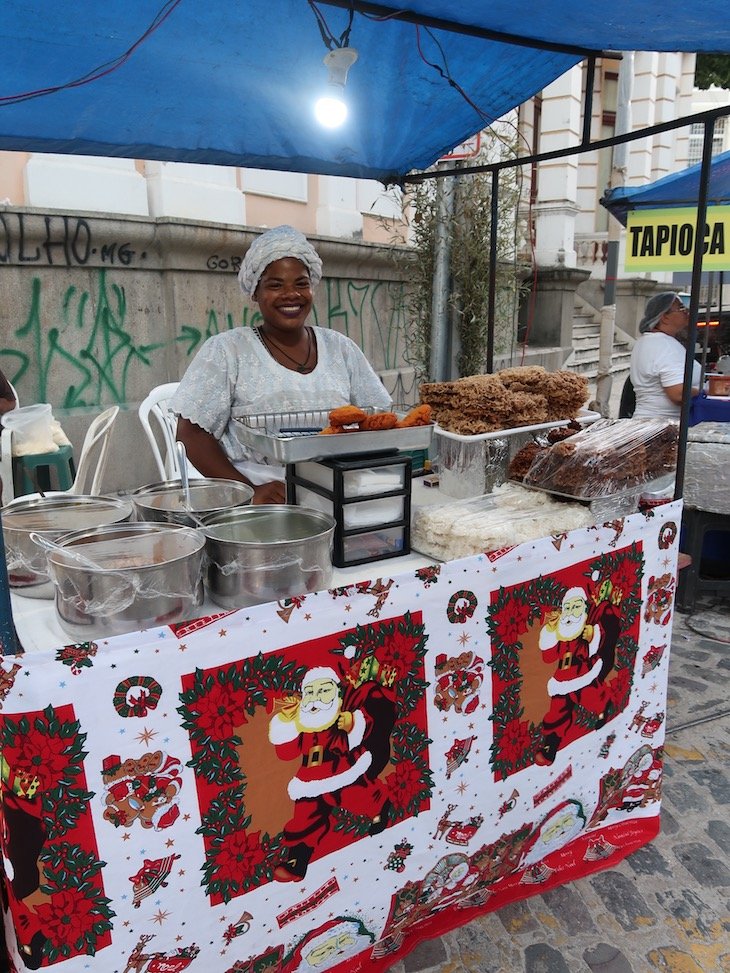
[358,412,399,431]
[497,365,548,392]
[505,391,549,426]
[419,381,459,405]
[422,368,586,434]
[543,370,589,419]
[435,410,502,435]
[546,420,582,444]
[396,404,432,427]
[329,405,368,426]
[456,375,512,419]
[318,425,342,435]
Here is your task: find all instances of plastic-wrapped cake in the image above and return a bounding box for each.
[411,483,595,561]
[520,418,678,499]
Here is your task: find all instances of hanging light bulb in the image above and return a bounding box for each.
[314,47,358,129]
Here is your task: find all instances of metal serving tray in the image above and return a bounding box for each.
[433,408,602,443]
[232,409,434,463]
[512,473,675,519]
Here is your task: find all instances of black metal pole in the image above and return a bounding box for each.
[487,168,499,373]
[675,119,715,500]
[582,57,596,147]
[406,105,730,185]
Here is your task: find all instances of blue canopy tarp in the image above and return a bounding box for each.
[2,1,730,183]
[601,150,730,226]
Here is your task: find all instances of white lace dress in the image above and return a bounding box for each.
[169,327,391,482]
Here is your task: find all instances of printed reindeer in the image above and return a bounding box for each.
[433,804,458,840]
[629,701,650,733]
[432,803,484,845]
[357,578,395,618]
[123,935,160,973]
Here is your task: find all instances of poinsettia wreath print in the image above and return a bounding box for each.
[0,704,114,963]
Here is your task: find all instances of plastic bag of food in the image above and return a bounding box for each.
[521,418,678,499]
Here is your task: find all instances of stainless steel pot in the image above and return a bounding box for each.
[2,495,134,598]
[46,522,206,640]
[201,505,335,609]
[131,478,254,526]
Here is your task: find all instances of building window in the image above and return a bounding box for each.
[687,117,726,166]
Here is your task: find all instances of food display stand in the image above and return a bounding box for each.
[0,493,682,973]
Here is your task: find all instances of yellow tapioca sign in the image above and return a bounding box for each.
[625,206,730,271]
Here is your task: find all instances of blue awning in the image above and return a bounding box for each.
[601,150,730,226]
[2,1,730,183]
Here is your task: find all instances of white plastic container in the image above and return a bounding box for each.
[3,404,57,455]
[296,486,405,529]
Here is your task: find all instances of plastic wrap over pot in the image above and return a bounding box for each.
[45,522,206,638]
[2,495,134,598]
[131,478,254,526]
[685,422,730,515]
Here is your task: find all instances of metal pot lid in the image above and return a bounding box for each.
[50,522,206,570]
[2,495,134,532]
[201,504,336,545]
[132,478,253,512]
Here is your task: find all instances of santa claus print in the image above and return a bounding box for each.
[268,663,396,882]
[536,585,618,766]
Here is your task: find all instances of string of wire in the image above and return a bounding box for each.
[0,0,182,107]
[308,0,354,50]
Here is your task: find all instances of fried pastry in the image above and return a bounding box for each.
[359,412,399,431]
[328,405,368,426]
[396,404,432,427]
[497,365,548,392]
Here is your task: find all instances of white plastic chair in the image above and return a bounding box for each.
[4,406,120,503]
[67,405,120,494]
[7,381,19,410]
[138,383,202,481]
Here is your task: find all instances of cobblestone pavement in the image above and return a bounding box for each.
[387,597,730,973]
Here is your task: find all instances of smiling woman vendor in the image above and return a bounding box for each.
[171,225,391,504]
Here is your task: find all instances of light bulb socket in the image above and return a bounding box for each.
[323,47,358,87]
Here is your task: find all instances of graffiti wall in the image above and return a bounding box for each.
[0,211,415,489]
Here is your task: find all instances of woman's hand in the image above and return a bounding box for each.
[252,480,286,504]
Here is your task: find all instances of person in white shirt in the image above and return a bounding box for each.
[171,226,391,504]
[629,292,700,419]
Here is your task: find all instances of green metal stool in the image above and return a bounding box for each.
[12,444,76,496]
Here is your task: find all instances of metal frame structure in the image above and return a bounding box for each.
[403,100,730,500]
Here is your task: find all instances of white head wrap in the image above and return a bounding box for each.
[237,225,323,297]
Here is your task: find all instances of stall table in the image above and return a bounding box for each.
[690,393,730,425]
[0,494,682,973]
